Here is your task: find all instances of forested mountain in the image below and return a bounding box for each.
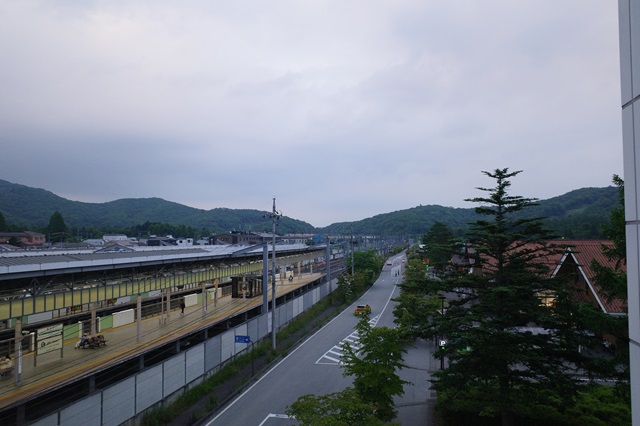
[0,180,314,235]
[0,179,618,239]
[321,186,619,239]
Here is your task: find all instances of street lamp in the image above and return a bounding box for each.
[438,294,446,315]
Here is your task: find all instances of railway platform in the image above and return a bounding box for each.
[0,273,323,412]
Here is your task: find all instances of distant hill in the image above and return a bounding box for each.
[320,186,619,239]
[0,179,618,239]
[0,180,315,235]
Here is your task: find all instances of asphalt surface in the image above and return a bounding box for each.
[2,258,439,425]
[201,254,437,425]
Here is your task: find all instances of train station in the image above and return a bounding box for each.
[0,242,345,425]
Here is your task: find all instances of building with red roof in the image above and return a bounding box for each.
[552,240,626,316]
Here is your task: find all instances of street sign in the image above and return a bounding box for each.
[439,340,447,348]
[235,335,250,344]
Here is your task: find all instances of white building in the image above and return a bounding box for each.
[175,238,193,247]
[103,234,128,242]
[619,0,639,422]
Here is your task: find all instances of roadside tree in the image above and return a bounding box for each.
[349,250,384,282]
[286,317,407,424]
[333,274,357,304]
[286,387,393,426]
[421,221,456,272]
[341,317,409,421]
[393,255,442,340]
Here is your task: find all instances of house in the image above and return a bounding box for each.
[552,240,626,316]
[282,234,317,245]
[175,238,193,247]
[103,234,129,243]
[461,239,626,349]
[94,244,136,253]
[0,231,46,247]
[552,240,627,351]
[51,242,93,250]
[147,236,178,246]
[460,239,625,315]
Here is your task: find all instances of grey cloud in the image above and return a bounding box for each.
[0,1,623,227]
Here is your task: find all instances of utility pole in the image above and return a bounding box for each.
[350,224,355,277]
[265,198,281,350]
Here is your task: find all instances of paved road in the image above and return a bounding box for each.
[201,254,437,425]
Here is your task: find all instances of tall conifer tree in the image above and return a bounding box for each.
[47,211,68,242]
[430,168,614,426]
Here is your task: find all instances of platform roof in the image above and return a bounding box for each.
[0,243,324,281]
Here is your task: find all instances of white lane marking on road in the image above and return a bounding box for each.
[315,273,403,366]
[322,354,341,363]
[204,275,403,425]
[258,413,293,425]
[315,315,380,365]
[204,300,356,425]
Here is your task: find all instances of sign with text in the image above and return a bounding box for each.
[37,323,63,356]
[235,335,250,344]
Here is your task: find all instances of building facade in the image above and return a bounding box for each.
[619,0,640,422]
[0,231,46,247]
[213,231,279,245]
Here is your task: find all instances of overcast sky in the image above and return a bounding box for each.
[0,1,623,227]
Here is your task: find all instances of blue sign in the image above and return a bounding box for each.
[235,335,250,344]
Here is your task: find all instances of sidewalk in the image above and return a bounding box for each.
[395,337,438,425]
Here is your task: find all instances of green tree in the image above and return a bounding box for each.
[349,250,384,282]
[591,175,627,301]
[430,168,614,426]
[286,387,391,426]
[336,250,384,305]
[421,221,455,271]
[334,274,358,304]
[0,211,6,232]
[341,317,409,421]
[589,174,631,389]
[47,211,68,242]
[393,254,442,340]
